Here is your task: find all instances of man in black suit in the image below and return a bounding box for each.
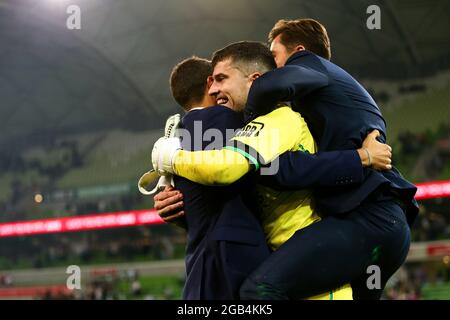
[162,57,270,299]
[237,19,417,300]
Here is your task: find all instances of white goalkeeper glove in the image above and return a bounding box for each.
[151,136,181,175]
[137,114,182,195]
[164,114,181,138]
[138,170,169,195]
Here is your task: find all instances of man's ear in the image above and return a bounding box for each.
[207,75,214,89]
[295,44,306,52]
[249,72,262,82]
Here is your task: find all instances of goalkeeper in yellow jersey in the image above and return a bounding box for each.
[149,42,393,300]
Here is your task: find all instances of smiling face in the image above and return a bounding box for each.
[207,59,254,112]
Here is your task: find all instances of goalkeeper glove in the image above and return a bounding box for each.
[137,113,182,195]
[151,136,181,175]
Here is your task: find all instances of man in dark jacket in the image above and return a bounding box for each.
[162,57,270,299]
[238,19,416,300]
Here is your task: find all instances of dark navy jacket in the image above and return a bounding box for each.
[246,50,418,227]
[176,105,270,300]
[176,105,368,299]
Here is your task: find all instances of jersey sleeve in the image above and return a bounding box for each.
[228,105,310,166]
[173,148,251,185]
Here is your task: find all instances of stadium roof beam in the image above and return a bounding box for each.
[340,0,385,64]
[381,0,422,65]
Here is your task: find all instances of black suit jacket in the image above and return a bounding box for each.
[176,105,269,300]
[246,50,418,227]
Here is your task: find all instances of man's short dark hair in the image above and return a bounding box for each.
[269,18,331,60]
[170,56,212,110]
[211,41,276,75]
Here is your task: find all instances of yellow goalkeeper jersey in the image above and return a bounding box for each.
[231,106,352,300]
[230,106,318,250]
[170,105,352,300]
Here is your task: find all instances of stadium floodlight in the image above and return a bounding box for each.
[45,0,73,7]
[47,0,71,3]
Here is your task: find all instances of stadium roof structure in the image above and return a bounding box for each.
[1,0,449,149]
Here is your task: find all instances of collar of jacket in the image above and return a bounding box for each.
[285,50,314,65]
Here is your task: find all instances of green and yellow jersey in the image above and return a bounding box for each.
[172,105,352,300]
[228,106,319,250]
